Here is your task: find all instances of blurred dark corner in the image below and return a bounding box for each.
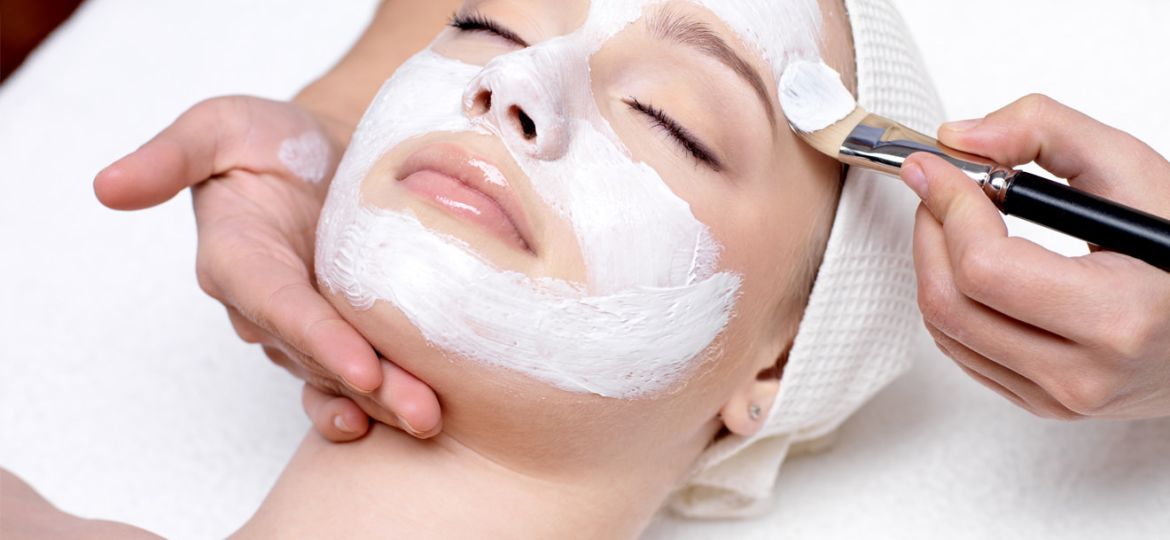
[1,0,85,83]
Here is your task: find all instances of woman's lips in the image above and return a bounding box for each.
[397,144,532,253]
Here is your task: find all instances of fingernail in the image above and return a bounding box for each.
[902,161,929,200]
[942,118,983,132]
[333,415,354,434]
[396,415,421,436]
[340,375,372,395]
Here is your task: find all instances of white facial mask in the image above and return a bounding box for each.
[279,131,332,184]
[317,0,827,399]
[694,0,822,80]
[778,59,856,133]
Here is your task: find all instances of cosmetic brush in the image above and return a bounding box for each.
[781,62,1170,271]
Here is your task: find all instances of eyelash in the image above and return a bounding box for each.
[626,98,722,171]
[450,14,721,172]
[449,12,528,46]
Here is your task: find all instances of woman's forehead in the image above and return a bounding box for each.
[460,0,828,76]
[466,0,826,83]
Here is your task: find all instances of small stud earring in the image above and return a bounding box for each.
[749,403,762,421]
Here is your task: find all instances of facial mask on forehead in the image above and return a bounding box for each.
[316,0,831,399]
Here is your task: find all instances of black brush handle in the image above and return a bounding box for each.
[1002,171,1170,270]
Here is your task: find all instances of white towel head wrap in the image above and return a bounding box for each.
[669,0,944,518]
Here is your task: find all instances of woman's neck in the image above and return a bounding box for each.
[233,423,694,539]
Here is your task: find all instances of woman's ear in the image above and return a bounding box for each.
[719,346,789,437]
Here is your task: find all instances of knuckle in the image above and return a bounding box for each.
[1034,405,1084,422]
[307,375,345,398]
[917,274,956,330]
[1014,93,1057,123]
[259,281,331,363]
[188,95,252,144]
[191,95,247,116]
[284,345,332,382]
[300,314,343,361]
[1048,375,1119,416]
[194,261,219,298]
[234,323,265,344]
[188,96,234,123]
[258,282,304,336]
[928,335,950,358]
[194,246,225,299]
[194,242,233,301]
[260,282,300,323]
[262,345,289,366]
[953,244,997,300]
[1102,312,1158,363]
[920,321,953,355]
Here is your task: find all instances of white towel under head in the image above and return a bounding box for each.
[669,0,945,518]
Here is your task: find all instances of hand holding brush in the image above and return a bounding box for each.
[902,95,1170,420]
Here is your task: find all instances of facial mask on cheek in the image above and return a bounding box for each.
[330,206,738,398]
[317,0,831,399]
[317,49,739,399]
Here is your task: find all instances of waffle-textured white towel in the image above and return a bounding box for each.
[670,0,945,517]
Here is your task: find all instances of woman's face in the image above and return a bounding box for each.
[316,0,847,469]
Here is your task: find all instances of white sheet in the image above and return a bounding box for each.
[1,1,1167,538]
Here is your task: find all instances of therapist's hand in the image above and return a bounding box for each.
[93,96,441,439]
[902,94,1170,420]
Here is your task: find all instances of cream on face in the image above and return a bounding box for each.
[316,0,830,399]
[279,131,332,184]
[778,59,856,133]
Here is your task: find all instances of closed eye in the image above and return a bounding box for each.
[626,98,723,171]
[449,12,529,47]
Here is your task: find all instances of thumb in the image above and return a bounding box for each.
[94,96,330,210]
[902,152,1008,248]
[936,94,1170,215]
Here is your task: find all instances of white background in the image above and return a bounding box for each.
[1,1,1167,538]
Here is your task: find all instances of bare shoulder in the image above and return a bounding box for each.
[0,469,162,540]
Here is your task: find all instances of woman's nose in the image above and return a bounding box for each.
[462,59,571,161]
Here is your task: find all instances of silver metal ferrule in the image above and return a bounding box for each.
[839,114,1018,207]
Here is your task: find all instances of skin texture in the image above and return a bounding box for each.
[902,94,1170,421]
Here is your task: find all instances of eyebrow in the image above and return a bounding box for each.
[646,8,776,123]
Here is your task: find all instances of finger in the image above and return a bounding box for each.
[226,306,272,345]
[262,345,304,377]
[95,97,247,210]
[903,153,1114,343]
[291,353,443,439]
[952,359,1028,410]
[263,346,342,394]
[94,96,327,211]
[216,252,383,393]
[912,204,1080,383]
[902,152,1008,240]
[302,384,370,442]
[916,205,1109,420]
[927,323,1081,421]
[370,359,442,438]
[937,94,1170,213]
[263,343,355,400]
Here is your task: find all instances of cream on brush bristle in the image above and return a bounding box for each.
[792,105,870,160]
